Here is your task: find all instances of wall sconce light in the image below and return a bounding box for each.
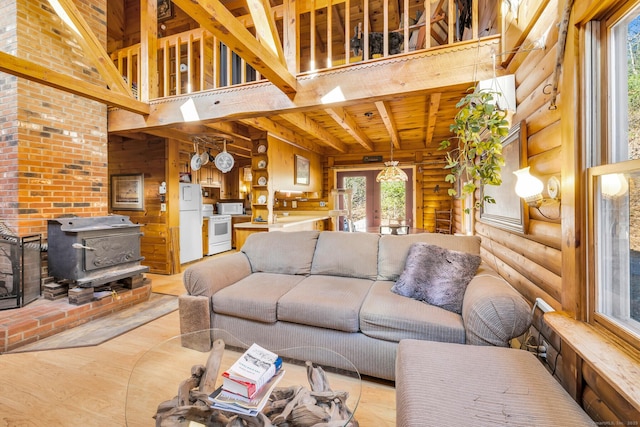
[513,167,561,219]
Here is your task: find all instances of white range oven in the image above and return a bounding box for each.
[202,205,232,255]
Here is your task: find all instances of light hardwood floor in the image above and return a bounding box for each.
[0,267,396,426]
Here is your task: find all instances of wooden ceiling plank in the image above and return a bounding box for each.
[240,117,327,153]
[375,100,401,149]
[246,0,286,62]
[425,92,441,147]
[172,0,297,98]
[325,107,374,151]
[53,0,133,98]
[279,112,348,152]
[0,51,149,115]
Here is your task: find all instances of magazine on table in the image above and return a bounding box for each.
[209,370,285,416]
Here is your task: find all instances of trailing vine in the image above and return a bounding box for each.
[439,88,511,212]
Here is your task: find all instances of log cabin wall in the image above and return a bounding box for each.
[474,0,640,422]
[0,0,109,237]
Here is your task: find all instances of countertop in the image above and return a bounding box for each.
[234,214,330,229]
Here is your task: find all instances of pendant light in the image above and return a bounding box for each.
[376,140,408,182]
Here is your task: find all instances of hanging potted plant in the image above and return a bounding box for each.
[439,88,511,212]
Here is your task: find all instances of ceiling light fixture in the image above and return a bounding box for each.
[376,141,408,182]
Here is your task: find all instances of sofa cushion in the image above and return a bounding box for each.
[378,233,481,281]
[277,275,374,332]
[310,231,380,280]
[211,273,306,323]
[360,281,465,344]
[391,243,481,314]
[242,230,320,275]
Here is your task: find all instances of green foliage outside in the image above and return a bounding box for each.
[380,181,406,221]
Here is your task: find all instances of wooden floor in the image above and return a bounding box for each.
[0,262,396,426]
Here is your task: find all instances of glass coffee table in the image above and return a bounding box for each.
[125,329,361,426]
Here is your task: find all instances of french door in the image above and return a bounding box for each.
[336,169,413,231]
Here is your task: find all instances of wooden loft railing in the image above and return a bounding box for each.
[110,0,498,100]
[110,28,264,99]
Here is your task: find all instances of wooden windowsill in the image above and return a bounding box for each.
[544,311,640,413]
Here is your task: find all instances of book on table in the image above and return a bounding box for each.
[221,343,283,398]
[209,369,285,416]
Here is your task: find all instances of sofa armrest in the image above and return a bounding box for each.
[183,251,252,298]
[462,264,532,346]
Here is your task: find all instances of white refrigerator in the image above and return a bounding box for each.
[179,183,203,264]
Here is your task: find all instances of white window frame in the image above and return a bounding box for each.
[585,1,640,349]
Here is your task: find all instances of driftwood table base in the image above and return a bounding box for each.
[154,340,359,427]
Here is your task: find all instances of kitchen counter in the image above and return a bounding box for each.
[233,214,331,249]
[234,214,330,229]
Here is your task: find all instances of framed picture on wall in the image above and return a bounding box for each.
[479,121,528,233]
[158,0,173,21]
[294,155,310,185]
[111,174,144,211]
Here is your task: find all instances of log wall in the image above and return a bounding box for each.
[476,0,640,422]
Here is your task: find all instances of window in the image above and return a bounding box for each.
[587,1,640,347]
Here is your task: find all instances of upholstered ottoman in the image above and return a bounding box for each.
[395,339,597,426]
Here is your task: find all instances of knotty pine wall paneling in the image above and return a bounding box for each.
[109,138,175,275]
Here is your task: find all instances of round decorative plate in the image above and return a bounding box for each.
[258,176,267,186]
[258,160,266,169]
[257,145,267,153]
[215,151,235,173]
[257,195,267,204]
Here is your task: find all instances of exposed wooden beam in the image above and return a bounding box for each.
[174,122,252,141]
[240,117,327,153]
[375,100,400,149]
[246,0,286,62]
[0,51,149,115]
[325,107,374,151]
[172,0,297,98]
[140,0,159,102]
[53,0,133,98]
[143,128,252,157]
[279,112,348,152]
[425,92,441,147]
[108,38,500,132]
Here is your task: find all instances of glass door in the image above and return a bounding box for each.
[336,169,413,231]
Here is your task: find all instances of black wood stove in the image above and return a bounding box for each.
[47,215,149,287]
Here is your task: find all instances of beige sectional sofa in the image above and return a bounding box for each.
[179,230,532,381]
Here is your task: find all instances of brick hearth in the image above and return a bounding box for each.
[0,284,151,353]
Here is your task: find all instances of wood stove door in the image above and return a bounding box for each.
[83,233,143,271]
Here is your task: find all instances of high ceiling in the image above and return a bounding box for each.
[104,0,500,161]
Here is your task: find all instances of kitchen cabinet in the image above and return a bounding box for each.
[231,215,252,248]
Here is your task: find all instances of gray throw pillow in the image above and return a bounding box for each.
[391,242,482,314]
